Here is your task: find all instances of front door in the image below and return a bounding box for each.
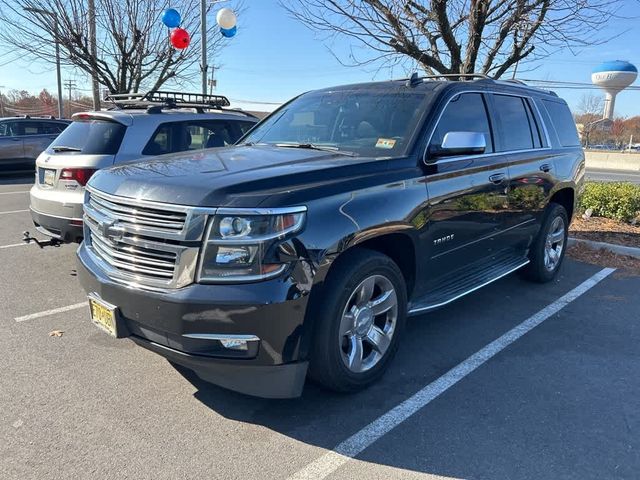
[422,92,510,283]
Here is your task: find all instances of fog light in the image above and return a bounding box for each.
[220,338,249,351]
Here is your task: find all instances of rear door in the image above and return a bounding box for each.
[141,119,256,156]
[423,92,510,279]
[488,93,555,251]
[0,121,26,172]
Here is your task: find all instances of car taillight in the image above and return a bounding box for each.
[60,168,96,186]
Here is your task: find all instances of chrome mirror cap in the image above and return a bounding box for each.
[428,131,486,161]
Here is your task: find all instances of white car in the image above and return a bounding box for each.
[29,91,257,242]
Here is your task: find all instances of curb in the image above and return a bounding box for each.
[568,237,640,260]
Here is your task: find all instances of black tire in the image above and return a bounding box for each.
[522,202,569,283]
[307,248,407,392]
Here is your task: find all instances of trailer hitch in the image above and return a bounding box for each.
[22,231,61,249]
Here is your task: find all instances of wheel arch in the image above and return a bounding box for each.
[337,228,418,300]
[549,186,575,223]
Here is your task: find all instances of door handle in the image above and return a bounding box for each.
[540,163,551,173]
[489,173,506,184]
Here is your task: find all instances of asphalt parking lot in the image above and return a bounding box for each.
[1,175,639,480]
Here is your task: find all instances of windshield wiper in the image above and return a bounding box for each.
[274,143,357,156]
[52,146,82,152]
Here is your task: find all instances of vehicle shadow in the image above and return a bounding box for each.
[171,260,609,479]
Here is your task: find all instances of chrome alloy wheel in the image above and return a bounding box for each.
[339,275,398,373]
[544,216,566,272]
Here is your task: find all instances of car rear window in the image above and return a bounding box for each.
[541,100,580,147]
[47,119,126,155]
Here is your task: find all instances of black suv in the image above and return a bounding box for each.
[77,75,584,398]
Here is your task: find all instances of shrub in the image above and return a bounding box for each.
[579,182,640,222]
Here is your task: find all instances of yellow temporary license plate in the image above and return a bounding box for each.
[88,294,117,337]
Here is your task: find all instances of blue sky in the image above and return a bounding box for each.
[1,0,640,116]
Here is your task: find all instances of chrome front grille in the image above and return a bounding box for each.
[88,190,188,236]
[83,187,215,290]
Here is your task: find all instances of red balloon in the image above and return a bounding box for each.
[170,28,190,49]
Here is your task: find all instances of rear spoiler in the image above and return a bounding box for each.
[71,111,133,127]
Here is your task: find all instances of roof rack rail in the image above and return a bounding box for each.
[405,72,492,87]
[105,90,232,112]
[502,78,528,85]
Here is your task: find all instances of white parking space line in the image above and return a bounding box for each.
[0,209,29,215]
[15,302,87,323]
[0,242,29,250]
[0,190,30,195]
[287,267,616,480]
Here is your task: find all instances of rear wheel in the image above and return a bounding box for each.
[523,202,568,283]
[308,249,407,392]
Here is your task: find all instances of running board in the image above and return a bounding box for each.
[408,254,529,315]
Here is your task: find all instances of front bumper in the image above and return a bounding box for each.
[30,184,84,242]
[77,242,312,398]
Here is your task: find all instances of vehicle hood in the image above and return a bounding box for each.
[88,145,392,207]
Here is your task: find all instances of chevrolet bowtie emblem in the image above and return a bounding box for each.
[99,219,125,241]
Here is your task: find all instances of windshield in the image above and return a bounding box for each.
[242,89,428,157]
[47,119,126,155]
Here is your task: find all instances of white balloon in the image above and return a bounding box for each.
[216,8,237,29]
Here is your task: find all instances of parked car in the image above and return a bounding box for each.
[29,91,258,242]
[0,116,70,173]
[77,75,583,398]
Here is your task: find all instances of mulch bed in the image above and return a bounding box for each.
[569,217,640,249]
[567,243,640,276]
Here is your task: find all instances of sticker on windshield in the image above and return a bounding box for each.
[375,138,396,149]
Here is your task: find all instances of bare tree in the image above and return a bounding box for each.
[282,0,622,78]
[0,0,243,94]
[576,93,604,118]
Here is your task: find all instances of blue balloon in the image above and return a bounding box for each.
[220,26,237,38]
[162,8,181,28]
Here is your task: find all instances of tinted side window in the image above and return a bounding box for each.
[542,100,580,147]
[237,121,256,136]
[18,122,41,135]
[0,121,18,136]
[188,120,236,149]
[42,122,66,134]
[523,100,543,148]
[431,93,493,154]
[493,95,535,151]
[142,124,173,155]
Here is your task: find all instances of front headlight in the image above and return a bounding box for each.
[197,207,306,283]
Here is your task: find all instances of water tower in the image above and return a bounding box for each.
[592,60,637,119]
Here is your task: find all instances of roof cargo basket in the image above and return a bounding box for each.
[405,73,492,86]
[105,90,233,112]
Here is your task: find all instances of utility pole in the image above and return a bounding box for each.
[88,0,100,110]
[24,8,63,118]
[64,80,77,118]
[200,0,207,95]
[0,85,5,117]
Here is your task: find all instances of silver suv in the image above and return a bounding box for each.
[29,92,257,242]
[0,116,70,173]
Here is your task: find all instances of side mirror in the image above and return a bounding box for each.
[428,131,486,160]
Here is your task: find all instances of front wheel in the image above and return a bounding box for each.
[308,249,407,392]
[523,202,569,283]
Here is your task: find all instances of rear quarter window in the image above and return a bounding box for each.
[541,100,580,147]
